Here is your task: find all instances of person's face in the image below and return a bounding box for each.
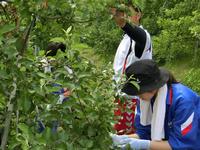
[138,89,158,101]
[128,7,141,25]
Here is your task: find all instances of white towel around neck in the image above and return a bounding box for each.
[140,84,167,141]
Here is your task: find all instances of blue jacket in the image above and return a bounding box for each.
[135,83,200,150]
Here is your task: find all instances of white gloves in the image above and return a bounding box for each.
[110,134,130,146]
[120,138,150,150]
[110,134,150,150]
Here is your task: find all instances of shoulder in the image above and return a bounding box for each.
[172,83,197,97]
[139,25,150,34]
[171,83,199,106]
[123,34,130,39]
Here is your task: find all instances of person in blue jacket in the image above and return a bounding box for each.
[111,59,200,150]
[37,42,71,133]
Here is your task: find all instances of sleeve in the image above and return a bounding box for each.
[121,23,147,47]
[168,96,199,150]
[134,101,151,140]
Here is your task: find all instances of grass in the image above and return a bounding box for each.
[164,59,191,82]
[72,43,113,68]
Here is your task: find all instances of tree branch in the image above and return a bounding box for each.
[1,78,17,150]
[19,15,36,56]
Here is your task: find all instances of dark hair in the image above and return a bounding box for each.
[45,42,66,56]
[132,5,142,13]
[167,71,179,87]
[126,0,142,13]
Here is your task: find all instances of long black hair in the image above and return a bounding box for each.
[167,70,179,87]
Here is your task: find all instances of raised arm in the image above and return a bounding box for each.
[111,8,148,58]
[122,23,146,46]
[110,8,146,44]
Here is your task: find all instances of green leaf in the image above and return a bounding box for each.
[20,66,26,72]
[40,79,46,88]
[10,143,21,150]
[28,89,36,94]
[18,123,30,140]
[4,47,18,59]
[46,85,61,93]
[50,37,65,43]
[35,133,47,145]
[129,80,140,91]
[0,70,9,79]
[86,140,94,148]
[43,127,52,142]
[66,26,72,34]
[37,72,48,78]
[0,24,15,35]
[87,126,96,137]
[16,133,30,150]
[38,50,45,56]
[0,36,3,45]
[24,99,32,112]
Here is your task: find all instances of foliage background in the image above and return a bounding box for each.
[0,0,200,149]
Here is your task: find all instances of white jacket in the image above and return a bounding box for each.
[113,26,152,82]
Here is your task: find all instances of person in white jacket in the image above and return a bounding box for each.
[111,3,152,135]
